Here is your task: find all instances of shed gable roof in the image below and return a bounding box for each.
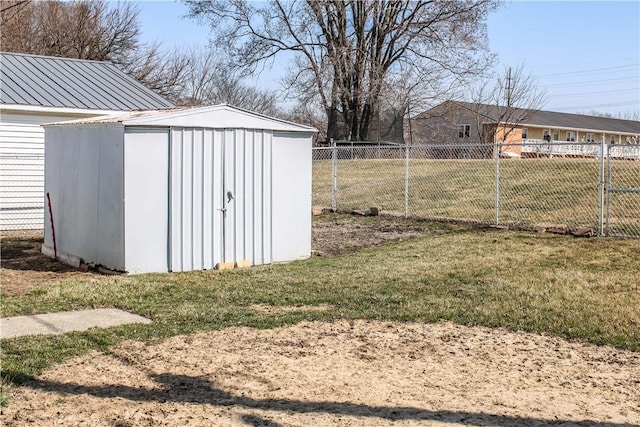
[426,101,640,134]
[46,104,318,133]
[0,52,174,111]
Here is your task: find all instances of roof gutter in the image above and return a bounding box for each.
[0,104,124,116]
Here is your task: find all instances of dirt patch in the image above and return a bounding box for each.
[2,320,639,426]
[311,214,460,257]
[0,231,95,295]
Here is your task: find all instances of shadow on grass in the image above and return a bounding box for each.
[19,373,638,426]
[0,369,35,386]
[0,236,79,273]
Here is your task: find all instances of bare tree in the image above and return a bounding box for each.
[0,0,29,25]
[124,44,195,102]
[1,0,36,51]
[185,0,498,141]
[170,49,282,115]
[1,0,139,62]
[407,64,547,150]
[374,63,467,144]
[1,0,193,103]
[467,64,548,144]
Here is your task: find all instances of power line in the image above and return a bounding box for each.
[548,88,639,98]
[535,64,639,79]
[550,100,640,111]
[543,76,639,88]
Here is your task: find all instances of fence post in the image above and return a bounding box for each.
[404,144,410,218]
[494,142,500,226]
[331,139,338,210]
[598,136,606,236]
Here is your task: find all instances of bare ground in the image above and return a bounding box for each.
[1,216,639,426]
[2,320,639,426]
[0,230,91,295]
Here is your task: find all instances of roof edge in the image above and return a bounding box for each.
[123,104,317,132]
[42,104,319,132]
[0,104,124,116]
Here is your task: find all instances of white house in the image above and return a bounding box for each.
[43,105,316,274]
[0,52,174,230]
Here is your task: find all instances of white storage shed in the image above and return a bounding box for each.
[43,105,316,273]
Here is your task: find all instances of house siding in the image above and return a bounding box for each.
[0,110,119,230]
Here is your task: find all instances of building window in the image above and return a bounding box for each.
[553,130,559,141]
[586,133,595,143]
[543,129,550,142]
[458,124,470,138]
[521,128,528,139]
[610,135,616,144]
[566,131,575,142]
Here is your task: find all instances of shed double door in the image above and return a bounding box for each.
[169,128,273,272]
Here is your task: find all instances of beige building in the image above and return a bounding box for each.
[411,101,640,157]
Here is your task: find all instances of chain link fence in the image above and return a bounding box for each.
[313,141,640,238]
[606,143,640,238]
[0,154,45,230]
[3,144,638,237]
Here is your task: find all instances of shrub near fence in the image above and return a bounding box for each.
[312,142,640,237]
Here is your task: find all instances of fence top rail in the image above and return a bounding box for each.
[313,142,640,150]
[314,143,492,150]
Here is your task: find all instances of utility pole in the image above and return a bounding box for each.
[506,66,513,108]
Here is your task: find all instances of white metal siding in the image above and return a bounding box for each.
[271,132,312,261]
[169,128,273,272]
[224,128,273,265]
[44,125,125,270]
[123,129,170,273]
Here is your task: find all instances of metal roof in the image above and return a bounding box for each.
[0,52,174,111]
[46,104,318,133]
[425,101,640,134]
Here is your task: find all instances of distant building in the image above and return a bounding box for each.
[0,52,174,230]
[411,100,640,157]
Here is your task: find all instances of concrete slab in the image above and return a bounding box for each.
[0,308,152,339]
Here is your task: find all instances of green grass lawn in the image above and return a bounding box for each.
[313,157,640,234]
[2,216,639,393]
